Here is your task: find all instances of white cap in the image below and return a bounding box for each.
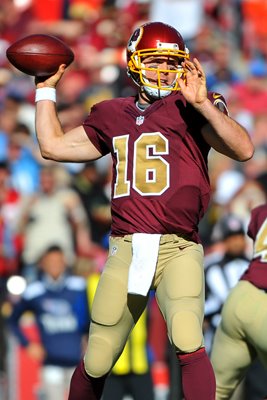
[213,170,245,205]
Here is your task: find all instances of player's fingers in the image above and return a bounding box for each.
[51,64,66,80]
[183,60,195,72]
[177,76,185,90]
[58,64,66,74]
[193,58,205,76]
[192,57,202,69]
[183,59,205,79]
[35,64,66,88]
[183,60,202,79]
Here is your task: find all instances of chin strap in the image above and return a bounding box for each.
[143,85,172,99]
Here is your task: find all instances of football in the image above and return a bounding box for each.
[6,34,74,77]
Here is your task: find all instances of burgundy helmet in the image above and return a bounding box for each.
[126,21,189,95]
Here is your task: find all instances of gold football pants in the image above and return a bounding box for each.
[84,234,205,377]
[211,280,267,400]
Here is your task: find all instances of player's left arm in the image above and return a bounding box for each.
[178,58,254,161]
[199,101,253,161]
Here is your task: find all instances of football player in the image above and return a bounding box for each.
[34,22,254,400]
[211,204,267,399]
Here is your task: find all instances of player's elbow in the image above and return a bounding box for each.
[39,144,59,161]
[40,150,51,160]
[237,142,254,162]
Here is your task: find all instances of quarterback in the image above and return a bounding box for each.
[34,22,254,400]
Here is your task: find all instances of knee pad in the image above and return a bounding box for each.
[171,310,203,353]
[84,334,114,378]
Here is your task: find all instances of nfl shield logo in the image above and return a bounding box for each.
[136,115,144,126]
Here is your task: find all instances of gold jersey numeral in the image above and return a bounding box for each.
[113,132,170,198]
[113,135,131,198]
[254,218,267,262]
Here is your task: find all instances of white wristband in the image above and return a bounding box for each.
[35,87,56,103]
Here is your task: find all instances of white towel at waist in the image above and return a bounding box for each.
[128,233,161,296]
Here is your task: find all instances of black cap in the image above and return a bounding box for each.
[211,214,245,242]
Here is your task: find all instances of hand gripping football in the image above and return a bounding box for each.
[6,34,74,77]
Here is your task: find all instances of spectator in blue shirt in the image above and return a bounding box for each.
[8,245,90,400]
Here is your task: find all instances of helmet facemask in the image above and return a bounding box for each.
[127,22,190,99]
[128,45,189,99]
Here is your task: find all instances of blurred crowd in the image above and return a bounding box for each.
[1,0,267,399]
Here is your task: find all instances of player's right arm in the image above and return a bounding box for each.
[35,64,102,163]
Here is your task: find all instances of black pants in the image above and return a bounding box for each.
[102,372,155,400]
[245,359,267,400]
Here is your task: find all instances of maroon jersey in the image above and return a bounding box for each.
[241,204,267,289]
[83,91,228,242]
